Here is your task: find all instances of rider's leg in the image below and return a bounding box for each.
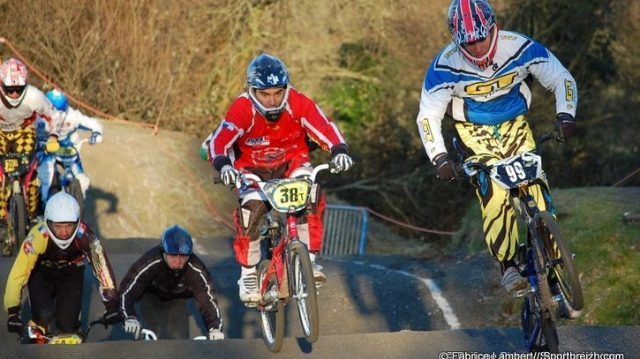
[70,158,90,197]
[233,195,267,303]
[290,165,327,282]
[53,265,85,334]
[27,266,59,333]
[455,117,536,293]
[0,131,10,226]
[13,127,40,219]
[37,156,55,204]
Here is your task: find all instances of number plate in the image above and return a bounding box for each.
[490,152,542,189]
[263,179,310,212]
[49,334,84,344]
[3,159,19,173]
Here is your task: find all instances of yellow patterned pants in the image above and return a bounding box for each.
[0,128,40,222]
[454,116,555,264]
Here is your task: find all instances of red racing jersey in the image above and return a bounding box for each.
[209,87,347,171]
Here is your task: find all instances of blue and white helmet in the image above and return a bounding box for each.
[246,53,290,122]
[161,225,193,256]
[46,89,69,112]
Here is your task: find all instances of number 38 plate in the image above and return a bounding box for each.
[490,152,543,189]
[264,180,310,212]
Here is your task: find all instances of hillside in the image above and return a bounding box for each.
[81,121,236,240]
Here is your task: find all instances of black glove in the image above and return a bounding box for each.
[434,153,457,182]
[555,113,577,142]
[102,305,123,325]
[7,307,23,334]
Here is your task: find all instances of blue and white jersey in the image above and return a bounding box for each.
[416,30,578,162]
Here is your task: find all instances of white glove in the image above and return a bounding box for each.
[220,165,239,187]
[208,328,224,340]
[330,153,354,173]
[90,132,103,144]
[124,316,141,339]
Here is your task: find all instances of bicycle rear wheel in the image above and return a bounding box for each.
[537,211,584,311]
[289,241,319,343]
[258,259,284,352]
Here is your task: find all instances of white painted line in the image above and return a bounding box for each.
[329,258,461,330]
[192,237,210,257]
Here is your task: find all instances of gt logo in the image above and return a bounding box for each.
[465,72,518,96]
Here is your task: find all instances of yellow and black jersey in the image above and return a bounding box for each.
[4,221,117,311]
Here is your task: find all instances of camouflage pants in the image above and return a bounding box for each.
[454,116,555,263]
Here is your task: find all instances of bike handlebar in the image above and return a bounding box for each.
[213,163,335,188]
[457,131,557,178]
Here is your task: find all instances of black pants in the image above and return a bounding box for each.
[137,293,191,339]
[27,263,84,334]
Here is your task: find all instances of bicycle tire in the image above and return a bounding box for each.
[536,211,584,311]
[289,241,320,343]
[530,225,556,319]
[258,259,284,352]
[67,179,85,218]
[540,317,559,353]
[9,194,27,256]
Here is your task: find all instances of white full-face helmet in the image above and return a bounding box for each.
[0,57,29,108]
[44,192,81,249]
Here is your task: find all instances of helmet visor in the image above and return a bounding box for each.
[2,85,25,96]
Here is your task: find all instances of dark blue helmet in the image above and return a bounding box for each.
[246,53,290,122]
[46,89,69,111]
[161,225,193,255]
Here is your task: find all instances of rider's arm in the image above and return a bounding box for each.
[416,55,455,164]
[118,248,161,318]
[31,88,64,137]
[526,41,578,118]
[293,90,348,152]
[185,256,223,331]
[66,107,104,135]
[78,224,118,307]
[208,98,251,170]
[3,228,47,311]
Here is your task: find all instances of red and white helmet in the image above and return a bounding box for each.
[447,0,498,70]
[0,57,29,107]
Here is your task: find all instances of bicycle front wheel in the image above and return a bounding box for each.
[258,259,284,352]
[537,211,584,311]
[539,318,559,353]
[289,241,319,343]
[9,194,27,255]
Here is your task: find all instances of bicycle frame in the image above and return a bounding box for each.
[239,164,329,302]
[237,164,330,352]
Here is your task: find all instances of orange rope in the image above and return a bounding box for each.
[364,207,457,235]
[612,167,640,187]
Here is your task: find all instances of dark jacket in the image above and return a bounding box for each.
[118,246,222,331]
